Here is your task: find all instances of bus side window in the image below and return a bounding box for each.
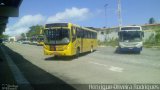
[86,31,88,38]
[93,32,97,39]
[71,26,76,41]
[76,28,80,38]
[81,29,84,38]
[84,30,87,38]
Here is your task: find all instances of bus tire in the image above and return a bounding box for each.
[75,48,80,58]
[90,46,93,53]
[136,51,141,54]
[54,55,58,58]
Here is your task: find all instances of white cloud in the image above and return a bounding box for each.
[46,7,91,23]
[5,7,92,36]
[14,14,45,28]
[5,14,45,36]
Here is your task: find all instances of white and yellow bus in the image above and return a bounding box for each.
[43,23,97,57]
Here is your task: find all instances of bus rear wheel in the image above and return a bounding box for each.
[54,55,58,58]
[90,46,93,53]
[136,51,141,54]
[75,48,80,58]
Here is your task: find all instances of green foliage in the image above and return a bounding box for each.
[149,17,156,24]
[26,25,43,37]
[144,27,160,47]
[21,33,26,39]
[144,34,155,46]
[98,38,118,46]
[142,25,160,30]
[0,34,9,39]
[155,29,160,44]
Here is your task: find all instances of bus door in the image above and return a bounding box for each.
[76,28,83,53]
[80,30,83,53]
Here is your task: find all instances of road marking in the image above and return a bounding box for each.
[88,61,123,72]
[109,66,123,72]
[88,61,108,67]
[0,47,33,90]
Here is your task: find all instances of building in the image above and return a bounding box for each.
[8,37,16,42]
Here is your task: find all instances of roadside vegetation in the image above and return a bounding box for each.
[98,23,160,48]
[20,25,43,39]
[98,38,118,47]
[143,25,160,48]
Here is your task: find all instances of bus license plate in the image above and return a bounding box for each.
[129,48,133,49]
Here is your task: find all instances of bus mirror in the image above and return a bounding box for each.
[118,32,120,36]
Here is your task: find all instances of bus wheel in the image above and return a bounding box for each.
[54,55,58,58]
[136,51,141,54]
[75,48,80,58]
[90,46,93,53]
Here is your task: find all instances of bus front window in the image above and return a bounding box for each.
[45,28,70,45]
[120,31,142,42]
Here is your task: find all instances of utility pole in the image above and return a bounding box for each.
[117,0,122,27]
[104,4,108,28]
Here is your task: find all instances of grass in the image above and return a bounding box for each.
[98,38,118,47]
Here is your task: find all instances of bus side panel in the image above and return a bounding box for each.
[81,38,97,53]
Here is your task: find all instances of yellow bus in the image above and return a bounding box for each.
[43,23,97,57]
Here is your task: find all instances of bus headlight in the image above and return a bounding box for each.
[135,42,143,48]
[119,42,125,48]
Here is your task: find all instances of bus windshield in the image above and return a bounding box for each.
[119,31,142,42]
[44,28,70,45]
[121,27,140,31]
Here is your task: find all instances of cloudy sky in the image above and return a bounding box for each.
[4,0,160,36]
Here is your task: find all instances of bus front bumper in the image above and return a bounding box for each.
[44,49,72,56]
[119,47,142,52]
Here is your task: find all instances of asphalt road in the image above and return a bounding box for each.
[3,43,160,89]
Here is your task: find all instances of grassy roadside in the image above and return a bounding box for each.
[98,25,160,48]
[98,39,118,47]
[98,39,160,49]
[143,25,160,48]
[143,43,160,48]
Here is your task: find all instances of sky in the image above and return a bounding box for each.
[4,0,160,36]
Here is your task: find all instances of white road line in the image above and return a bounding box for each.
[109,66,123,72]
[88,61,108,67]
[1,47,33,90]
[88,61,123,72]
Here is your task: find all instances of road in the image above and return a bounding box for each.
[3,43,160,89]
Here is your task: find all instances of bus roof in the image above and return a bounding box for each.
[45,23,97,33]
[120,26,142,31]
[70,23,97,33]
[120,26,142,28]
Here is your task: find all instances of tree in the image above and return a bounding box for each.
[149,17,156,24]
[0,34,9,39]
[21,33,26,39]
[0,34,9,42]
[26,25,43,37]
